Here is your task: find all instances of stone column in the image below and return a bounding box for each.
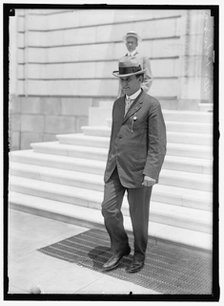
[178,10,214,110]
[9,11,20,150]
[200,10,214,109]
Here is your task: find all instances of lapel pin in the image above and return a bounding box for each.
[131,116,137,132]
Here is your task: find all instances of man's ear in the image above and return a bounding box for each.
[139,74,144,83]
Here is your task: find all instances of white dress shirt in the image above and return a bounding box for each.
[127,51,137,57]
[125,88,141,115]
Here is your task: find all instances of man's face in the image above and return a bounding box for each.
[126,37,138,53]
[120,75,142,96]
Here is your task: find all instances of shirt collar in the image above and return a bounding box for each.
[127,50,138,57]
[126,88,141,100]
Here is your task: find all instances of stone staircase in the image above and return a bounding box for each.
[9,108,213,251]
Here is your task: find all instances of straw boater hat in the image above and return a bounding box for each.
[122,31,142,43]
[113,57,145,78]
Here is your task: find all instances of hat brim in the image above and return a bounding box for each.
[123,34,142,42]
[112,68,146,78]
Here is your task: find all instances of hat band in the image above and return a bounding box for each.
[119,65,141,75]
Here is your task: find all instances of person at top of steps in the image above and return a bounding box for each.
[117,31,153,98]
[101,56,167,273]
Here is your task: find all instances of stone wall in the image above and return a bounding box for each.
[9,8,214,150]
[9,95,90,150]
[15,9,183,99]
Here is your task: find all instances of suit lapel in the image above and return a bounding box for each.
[116,97,126,126]
[123,90,144,123]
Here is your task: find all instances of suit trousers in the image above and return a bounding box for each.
[101,167,152,260]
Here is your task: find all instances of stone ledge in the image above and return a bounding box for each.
[42,97,61,115]
[61,98,92,116]
[21,132,43,150]
[21,97,44,114]
[9,95,21,114]
[21,115,45,132]
[44,116,75,133]
[10,114,21,131]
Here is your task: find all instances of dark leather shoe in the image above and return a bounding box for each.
[126,258,144,273]
[103,247,131,271]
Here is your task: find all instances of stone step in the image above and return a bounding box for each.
[199,103,213,112]
[166,131,212,146]
[31,140,212,161]
[163,155,211,174]
[57,133,110,148]
[9,158,212,211]
[81,126,113,137]
[162,110,213,123]
[10,162,103,192]
[9,178,212,235]
[95,119,212,134]
[31,141,108,160]
[10,150,106,175]
[159,168,212,191]
[81,126,213,155]
[10,148,212,176]
[89,107,213,126]
[9,192,212,250]
[96,105,213,123]
[10,160,211,194]
[152,184,211,211]
[165,121,212,134]
[58,131,212,146]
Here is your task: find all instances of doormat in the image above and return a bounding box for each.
[39,228,212,294]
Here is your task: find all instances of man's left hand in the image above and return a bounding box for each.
[142,176,156,187]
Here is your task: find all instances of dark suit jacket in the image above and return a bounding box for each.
[104,90,167,188]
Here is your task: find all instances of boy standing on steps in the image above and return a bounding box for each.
[118,31,153,97]
[101,57,167,273]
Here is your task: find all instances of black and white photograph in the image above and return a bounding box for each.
[4,2,220,301]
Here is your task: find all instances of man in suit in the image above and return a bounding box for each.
[101,56,166,273]
[118,31,153,97]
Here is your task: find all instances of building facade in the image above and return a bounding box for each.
[9,8,214,150]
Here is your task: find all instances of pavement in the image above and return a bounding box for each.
[7,208,158,295]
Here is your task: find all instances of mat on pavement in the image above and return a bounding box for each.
[39,228,212,294]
